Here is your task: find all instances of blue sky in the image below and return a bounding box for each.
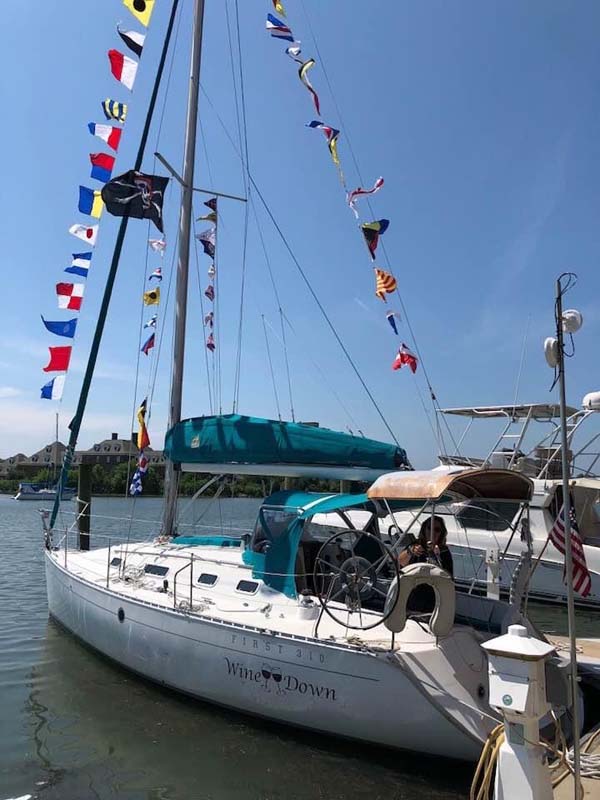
[2,0,600,467]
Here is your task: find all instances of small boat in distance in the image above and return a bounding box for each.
[15,413,75,501]
[15,482,76,502]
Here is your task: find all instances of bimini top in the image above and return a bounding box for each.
[367,468,533,503]
[440,403,578,420]
[164,414,410,479]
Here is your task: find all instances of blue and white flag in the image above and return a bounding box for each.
[41,316,77,339]
[266,13,294,41]
[66,253,92,278]
[144,314,157,329]
[129,452,149,496]
[40,375,65,401]
[148,267,162,281]
[386,311,400,335]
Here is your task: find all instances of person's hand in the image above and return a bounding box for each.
[411,543,425,556]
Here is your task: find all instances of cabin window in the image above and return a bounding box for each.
[455,500,519,532]
[198,573,218,587]
[144,564,169,577]
[236,580,259,594]
[110,557,122,567]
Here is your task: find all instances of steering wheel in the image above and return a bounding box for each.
[312,529,400,630]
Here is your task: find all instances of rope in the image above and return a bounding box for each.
[470,724,505,800]
[470,716,600,800]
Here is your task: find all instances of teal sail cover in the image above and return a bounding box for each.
[164,414,409,470]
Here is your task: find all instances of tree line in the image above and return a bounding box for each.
[0,462,346,497]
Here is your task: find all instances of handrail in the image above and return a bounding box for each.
[173,554,194,609]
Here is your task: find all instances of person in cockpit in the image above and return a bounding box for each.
[398,515,453,575]
[397,515,453,613]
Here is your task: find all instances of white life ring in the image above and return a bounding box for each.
[383,562,455,637]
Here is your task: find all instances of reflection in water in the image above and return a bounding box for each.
[20,619,471,800]
[25,669,66,795]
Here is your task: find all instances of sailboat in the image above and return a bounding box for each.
[15,413,76,501]
[42,0,580,762]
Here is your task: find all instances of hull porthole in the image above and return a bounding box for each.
[117,607,125,623]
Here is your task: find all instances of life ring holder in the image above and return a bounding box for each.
[383,562,456,637]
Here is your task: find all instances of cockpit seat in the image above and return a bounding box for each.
[383,562,455,637]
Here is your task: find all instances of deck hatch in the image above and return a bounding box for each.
[236,579,259,594]
[144,564,169,577]
[198,573,218,587]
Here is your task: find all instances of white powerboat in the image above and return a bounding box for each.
[424,401,600,608]
[15,482,76,501]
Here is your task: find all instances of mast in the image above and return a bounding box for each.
[162,0,206,536]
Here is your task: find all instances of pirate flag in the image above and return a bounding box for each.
[101,170,169,232]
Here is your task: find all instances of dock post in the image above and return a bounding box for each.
[481,625,556,800]
[78,463,92,551]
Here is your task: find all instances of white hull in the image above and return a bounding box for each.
[45,551,489,761]
[451,541,600,609]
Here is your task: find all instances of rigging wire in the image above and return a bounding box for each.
[279,312,363,434]
[250,196,296,421]
[230,0,252,414]
[511,314,532,416]
[249,175,401,447]
[261,315,282,420]
[299,0,459,458]
[199,85,401,448]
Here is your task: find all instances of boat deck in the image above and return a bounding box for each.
[49,542,439,651]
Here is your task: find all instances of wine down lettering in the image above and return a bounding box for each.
[225,657,336,702]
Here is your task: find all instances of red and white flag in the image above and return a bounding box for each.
[69,223,98,246]
[347,177,384,219]
[108,49,138,91]
[549,503,592,597]
[56,282,84,311]
[392,343,418,374]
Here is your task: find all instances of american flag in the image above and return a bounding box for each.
[548,503,592,597]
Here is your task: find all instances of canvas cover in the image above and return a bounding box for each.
[164,414,409,471]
